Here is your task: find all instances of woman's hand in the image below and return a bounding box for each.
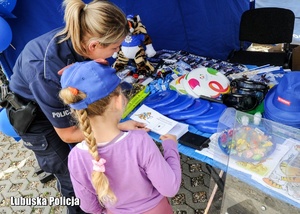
[118,120,150,131]
[160,134,177,143]
[57,64,74,75]
[57,59,107,75]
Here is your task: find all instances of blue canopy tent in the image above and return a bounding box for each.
[2,0,300,78]
[0,0,253,139]
[9,0,296,141]
[0,0,251,79]
[1,0,299,139]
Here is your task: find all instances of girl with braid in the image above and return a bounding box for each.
[59,60,182,214]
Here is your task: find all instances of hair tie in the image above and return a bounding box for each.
[92,158,106,172]
[68,87,79,95]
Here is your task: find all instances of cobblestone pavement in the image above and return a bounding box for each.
[222,175,300,214]
[0,134,67,214]
[0,132,222,214]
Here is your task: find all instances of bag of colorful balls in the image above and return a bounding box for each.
[218,125,275,162]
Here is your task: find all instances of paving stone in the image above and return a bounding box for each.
[11,205,33,213]
[172,204,196,214]
[10,155,30,164]
[0,150,3,160]
[0,180,13,197]
[0,139,10,147]
[25,180,44,193]
[2,189,22,200]
[10,167,36,182]
[19,189,39,198]
[1,192,22,208]
[37,187,59,198]
[1,143,12,152]
[171,187,207,212]
[0,207,13,214]
[9,179,29,192]
[0,193,3,205]
[30,206,51,214]
[0,160,11,173]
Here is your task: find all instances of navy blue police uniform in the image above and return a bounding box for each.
[9,27,86,214]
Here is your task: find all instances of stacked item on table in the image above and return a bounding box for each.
[148,49,248,76]
[169,67,230,98]
[167,65,269,114]
[264,72,300,128]
[141,89,227,133]
[119,50,280,123]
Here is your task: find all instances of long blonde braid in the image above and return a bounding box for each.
[76,109,117,204]
[59,86,121,205]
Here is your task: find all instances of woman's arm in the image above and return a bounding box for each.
[54,126,85,143]
[55,120,149,143]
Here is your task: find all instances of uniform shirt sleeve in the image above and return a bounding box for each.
[29,69,74,128]
[10,31,80,128]
[139,133,182,197]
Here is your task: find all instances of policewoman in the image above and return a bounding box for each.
[6,1,146,213]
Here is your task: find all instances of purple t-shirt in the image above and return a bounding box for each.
[68,130,181,214]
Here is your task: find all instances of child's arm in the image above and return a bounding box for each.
[142,133,182,197]
[160,134,177,142]
[69,174,105,214]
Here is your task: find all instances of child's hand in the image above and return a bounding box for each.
[118,120,150,132]
[160,134,177,143]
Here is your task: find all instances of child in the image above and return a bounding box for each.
[59,60,182,214]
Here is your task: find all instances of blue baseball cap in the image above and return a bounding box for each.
[60,61,121,110]
[264,72,300,126]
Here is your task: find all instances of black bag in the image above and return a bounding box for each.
[6,94,37,135]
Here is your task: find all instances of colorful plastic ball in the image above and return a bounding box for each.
[0,17,12,52]
[0,0,17,18]
[0,108,20,139]
[0,0,17,12]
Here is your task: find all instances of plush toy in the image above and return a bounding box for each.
[113,15,156,76]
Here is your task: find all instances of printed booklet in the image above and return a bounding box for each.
[130,104,189,138]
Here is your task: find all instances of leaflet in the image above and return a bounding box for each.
[130,104,188,138]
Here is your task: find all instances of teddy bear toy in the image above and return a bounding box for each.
[113,14,156,76]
